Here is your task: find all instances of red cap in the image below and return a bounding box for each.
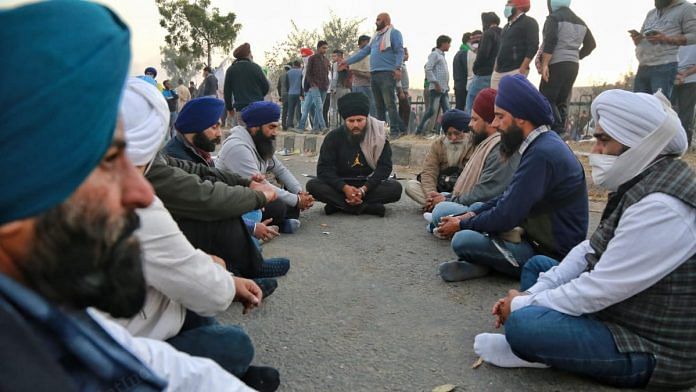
[300,48,314,57]
[472,88,497,124]
[512,0,531,12]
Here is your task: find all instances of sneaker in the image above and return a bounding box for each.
[252,278,278,299]
[423,212,433,222]
[281,218,301,233]
[253,257,290,278]
[324,204,340,215]
[363,203,386,217]
[241,366,280,392]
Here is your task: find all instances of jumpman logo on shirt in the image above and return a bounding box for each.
[351,152,363,168]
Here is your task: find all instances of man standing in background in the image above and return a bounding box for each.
[349,35,377,116]
[492,0,539,89]
[176,78,191,113]
[344,12,405,137]
[539,0,596,134]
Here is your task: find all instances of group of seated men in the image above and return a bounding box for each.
[1,2,695,391]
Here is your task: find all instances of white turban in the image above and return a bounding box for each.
[119,77,169,166]
[590,89,688,190]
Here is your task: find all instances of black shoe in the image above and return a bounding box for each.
[324,204,340,215]
[252,257,290,278]
[363,203,386,217]
[252,278,278,299]
[241,366,280,392]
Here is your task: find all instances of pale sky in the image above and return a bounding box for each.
[3,0,657,88]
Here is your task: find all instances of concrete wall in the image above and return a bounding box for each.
[276,131,431,168]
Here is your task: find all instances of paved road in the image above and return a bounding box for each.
[219,154,644,392]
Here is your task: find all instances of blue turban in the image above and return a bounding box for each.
[241,101,281,128]
[495,74,554,127]
[175,97,225,133]
[441,109,471,132]
[0,1,130,225]
[144,67,158,77]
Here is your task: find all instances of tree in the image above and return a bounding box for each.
[264,12,366,96]
[160,45,198,84]
[156,0,241,68]
[590,71,635,96]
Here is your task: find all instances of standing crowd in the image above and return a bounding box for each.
[0,0,695,391]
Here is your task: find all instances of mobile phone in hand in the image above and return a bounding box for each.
[628,29,641,36]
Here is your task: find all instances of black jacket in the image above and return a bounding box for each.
[223,58,270,111]
[164,133,209,166]
[496,14,540,73]
[453,48,469,90]
[473,26,502,76]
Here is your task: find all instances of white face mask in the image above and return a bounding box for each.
[589,154,618,191]
[472,43,480,50]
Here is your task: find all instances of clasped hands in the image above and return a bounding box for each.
[423,191,446,212]
[343,184,367,206]
[492,289,526,328]
[436,211,476,238]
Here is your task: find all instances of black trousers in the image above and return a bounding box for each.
[306,178,402,214]
[261,198,300,228]
[175,216,263,278]
[539,61,579,134]
[672,82,696,147]
[454,87,467,111]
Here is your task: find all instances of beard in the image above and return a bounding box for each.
[20,202,146,318]
[472,129,489,146]
[655,0,672,8]
[348,127,366,145]
[252,131,276,160]
[192,132,220,152]
[499,123,525,159]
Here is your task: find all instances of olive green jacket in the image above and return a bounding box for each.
[146,153,267,221]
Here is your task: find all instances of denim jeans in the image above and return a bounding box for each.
[299,87,326,131]
[243,210,263,250]
[506,256,656,388]
[633,62,678,99]
[371,71,402,134]
[451,229,535,278]
[286,94,301,128]
[166,311,255,377]
[429,201,479,231]
[352,85,377,116]
[417,89,450,134]
[519,255,559,291]
[464,75,492,115]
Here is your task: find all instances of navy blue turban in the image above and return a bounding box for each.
[495,74,554,127]
[0,1,131,225]
[176,97,225,133]
[441,109,471,132]
[241,101,281,128]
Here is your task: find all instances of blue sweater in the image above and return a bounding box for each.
[287,68,303,95]
[460,131,588,258]
[346,28,404,72]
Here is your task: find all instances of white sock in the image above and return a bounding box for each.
[473,333,549,368]
[423,212,433,222]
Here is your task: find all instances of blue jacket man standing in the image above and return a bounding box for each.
[343,12,405,137]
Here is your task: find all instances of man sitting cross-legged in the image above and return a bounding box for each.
[165,96,280,245]
[426,88,520,233]
[404,109,475,210]
[217,101,315,233]
[436,75,588,282]
[112,77,280,391]
[307,92,403,217]
[474,89,696,391]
